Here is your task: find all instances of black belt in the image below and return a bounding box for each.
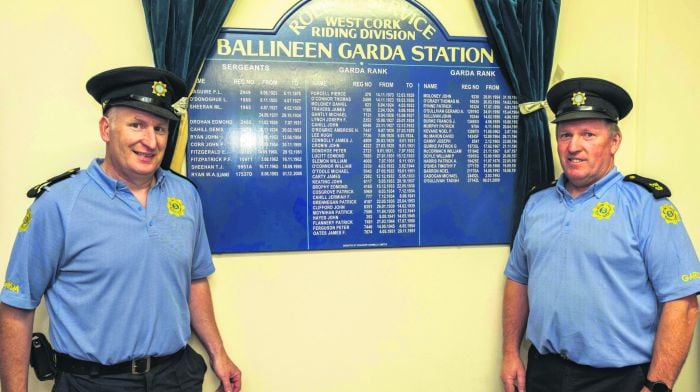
[529,346,649,371]
[55,347,185,375]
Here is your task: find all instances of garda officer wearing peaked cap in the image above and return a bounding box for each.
[0,65,242,392]
[86,66,188,121]
[500,76,699,392]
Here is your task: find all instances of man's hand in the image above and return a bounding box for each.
[501,351,526,392]
[212,353,242,392]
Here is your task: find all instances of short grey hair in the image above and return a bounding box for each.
[104,106,119,122]
[607,121,620,136]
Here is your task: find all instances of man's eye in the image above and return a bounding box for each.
[130,123,143,129]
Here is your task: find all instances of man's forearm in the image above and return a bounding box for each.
[189,278,242,392]
[0,303,35,392]
[646,295,699,388]
[189,278,226,358]
[502,279,529,355]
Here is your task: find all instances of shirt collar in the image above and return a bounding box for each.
[87,159,165,198]
[153,168,166,187]
[555,167,622,200]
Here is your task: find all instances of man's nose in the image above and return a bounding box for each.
[567,135,582,152]
[141,128,157,148]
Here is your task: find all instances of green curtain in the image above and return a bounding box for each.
[142,0,235,170]
[473,0,560,242]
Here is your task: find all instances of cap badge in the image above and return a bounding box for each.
[571,91,587,106]
[152,81,168,97]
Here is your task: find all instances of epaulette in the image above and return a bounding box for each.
[525,179,557,202]
[623,174,671,199]
[26,168,80,198]
[168,169,198,189]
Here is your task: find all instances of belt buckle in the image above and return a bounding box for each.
[131,357,151,375]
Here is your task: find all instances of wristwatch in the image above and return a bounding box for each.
[644,379,672,392]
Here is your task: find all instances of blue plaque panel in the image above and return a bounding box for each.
[187,0,518,253]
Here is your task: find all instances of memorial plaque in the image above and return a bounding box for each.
[187,0,518,252]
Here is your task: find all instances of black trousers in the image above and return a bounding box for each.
[51,345,207,392]
[526,346,648,392]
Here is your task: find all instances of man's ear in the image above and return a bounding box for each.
[99,115,110,143]
[611,130,622,155]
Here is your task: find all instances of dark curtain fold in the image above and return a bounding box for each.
[473,0,560,242]
[142,0,235,169]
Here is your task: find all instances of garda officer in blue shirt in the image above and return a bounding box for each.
[0,67,242,392]
[500,77,700,392]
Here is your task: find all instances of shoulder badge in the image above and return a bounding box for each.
[26,168,80,198]
[623,174,671,199]
[526,179,557,203]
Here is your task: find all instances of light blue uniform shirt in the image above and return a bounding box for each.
[1,159,215,364]
[506,168,700,367]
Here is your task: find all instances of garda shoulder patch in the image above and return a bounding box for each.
[3,281,20,293]
[27,168,80,198]
[623,174,671,199]
[660,204,681,224]
[526,180,557,202]
[19,209,32,232]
